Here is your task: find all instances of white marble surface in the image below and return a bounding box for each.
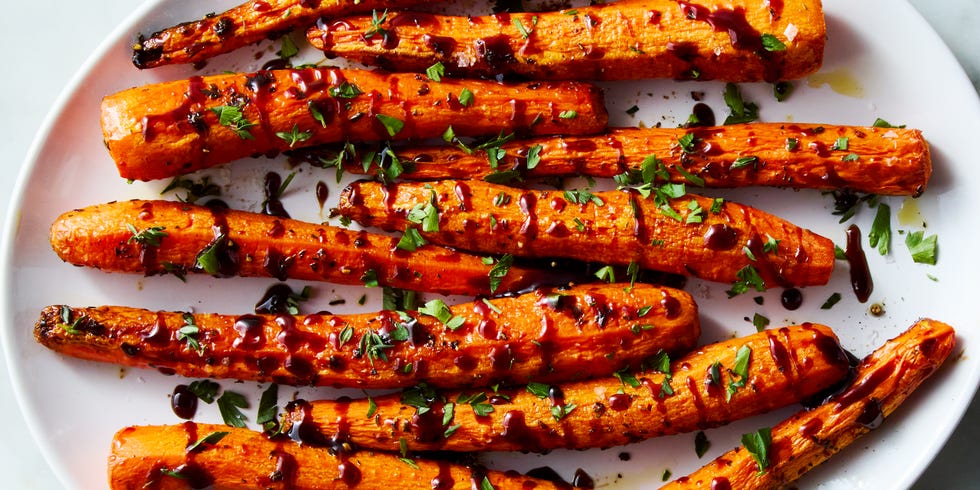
[0,1,976,488]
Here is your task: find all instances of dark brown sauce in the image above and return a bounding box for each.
[501,410,540,450]
[424,34,457,57]
[856,398,884,429]
[572,468,595,489]
[703,224,738,251]
[171,385,197,419]
[767,331,791,374]
[518,192,538,240]
[141,76,208,142]
[315,181,329,209]
[844,224,873,303]
[231,315,265,352]
[262,175,289,220]
[799,417,823,438]
[141,314,171,345]
[780,288,803,310]
[255,283,296,314]
[432,460,455,489]
[710,477,732,490]
[835,360,894,408]
[661,291,681,319]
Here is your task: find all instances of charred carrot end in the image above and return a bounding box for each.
[133,0,435,69]
[664,319,956,489]
[108,423,564,489]
[308,0,825,82]
[101,68,607,181]
[336,180,836,288]
[280,324,851,453]
[35,283,699,389]
[47,199,563,296]
[337,124,931,196]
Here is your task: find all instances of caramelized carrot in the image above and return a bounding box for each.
[108,423,564,489]
[336,124,931,196]
[35,283,699,389]
[336,180,835,288]
[132,0,435,69]
[280,324,852,452]
[48,200,564,296]
[663,319,956,489]
[101,68,607,181]
[307,0,825,82]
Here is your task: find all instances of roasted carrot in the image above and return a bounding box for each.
[101,68,607,181]
[337,180,835,288]
[334,124,931,196]
[108,423,565,489]
[35,283,699,389]
[48,199,566,296]
[307,0,825,82]
[280,324,852,452]
[663,318,956,489]
[132,0,435,69]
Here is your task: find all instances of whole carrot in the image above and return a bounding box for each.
[102,68,607,181]
[280,324,852,452]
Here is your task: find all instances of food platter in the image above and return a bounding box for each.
[2,0,978,488]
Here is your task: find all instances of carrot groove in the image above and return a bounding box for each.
[101,68,607,181]
[48,200,564,296]
[664,319,956,489]
[337,179,836,288]
[280,324,851,452]
[307,0,825,81]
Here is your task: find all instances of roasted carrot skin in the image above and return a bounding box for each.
[101,68,607,181]
[338,124,931,196]
[337,180,835,288]
[35,283,699,389]
[49,199,560,296]
[307,0,825,82]
[109,423,565,489]
[664,319,956,490]
[281,324,851,453]
[132,0,435,69]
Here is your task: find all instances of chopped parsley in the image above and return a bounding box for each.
[868,203,891,255]
[726,345,752,401]
[418,299,465,330]
[722,83,759,125]
[186,431,229,452]
[559,110,578,119]
[216,390,249,428]
[726,265,766,297]
[375,114,404,137]
[760,34,786,51]
[426,62,445,82]
[821,292,842,309]
[177,313,204,355]
[741,427,772,473]
[731,156,759,170]
[905,230,938,264]
[406,191,439,232]
[752,313,769,332]
[363,9,389,40]
[525,144,543,170]
[187,380,220,403]
[210,105,255,139]
[396,226,428,252]
[275,124,313,147]
[256,384,279,432]
[458,88,474,107]
[695,431,711,458]
[126,224,167,247]
[329,81,363,98]
[277,34,299,59]
[487,254,514,293]
[594,265,616,283]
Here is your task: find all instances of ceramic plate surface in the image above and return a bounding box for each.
[3,0,978,488]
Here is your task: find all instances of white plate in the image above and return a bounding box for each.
[3,0,978,488]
